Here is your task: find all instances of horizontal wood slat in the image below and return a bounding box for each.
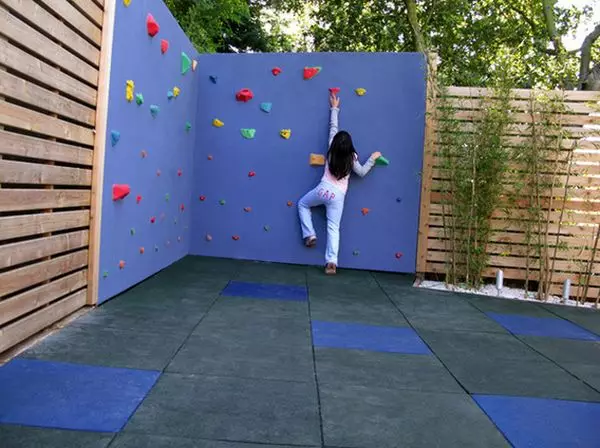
[1,0,100,66]
[0,249,88,298]
[0,159,92,185]
[0,289,87,353]
[0,42,97,106]
[0,270,87,326]
[0,100,95,145]
[0,230,89,269]
[440,97,598,115]
[444,86,600,102]
[0,210,90,241]
[0,189,91,212]
[37,0,102,46]
[71,0,103,27]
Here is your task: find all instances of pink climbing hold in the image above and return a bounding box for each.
[272,67,282,76]
[248,171,256,178]
[235,88,254,102]
[112,184,130,201]
[329,87,341,94]
[180,204,185,211]
[395,252,403,259]
[136,195,142,204]
[150,216,156,223]
[199,195,206,201]
[160,39,169,54]
[177,169,183,177]
[232,235,240,241]
[146,13,159,37]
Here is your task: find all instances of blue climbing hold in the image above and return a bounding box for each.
[396,197,402,203]
[260,102,272,113]
[111,130,120,147]
[209,75,218,84]
[167,91,174,100]
[150,104,160,118]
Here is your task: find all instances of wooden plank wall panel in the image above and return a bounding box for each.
[419,86,600,302]
[0,0,104,354]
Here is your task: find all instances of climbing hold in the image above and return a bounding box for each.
[244,207,252,212]
[287,201,293,207]
[102,270,108,278]
[156,169,161,176]
[199,195,206,201]
[263,225,270,232]
[140,150,147,158]
[192,60,198,71]
[123,0,131,6]
[353,250,360,256]
[154,245,159,252]
[167,91,174,100]
[309,153,325,166]
[111,130,120,147]
[180,203,185,211]
[173,86,181,97]
[248,171,256,178]
[361,207,370,216]
[209,75,218,84]
[329,87,340,94]
[136,195,142,204]
[236,88,254,102]
[160,39,169,54]
[219,199,226,205]
[206,234,212,242]
[260,102,272,113]
[396,197,402,203]
[232,235,240,241]
[375,156,390,166]
[177,236,182,242]
[177,169,183,177]
[207,155,213,160]
[355,88,367,96]
[150,216,156,223]
[241,128,256,139]
[174,217,178,224]
[135,93,144,105]
[119,260,126,269]
[146,13,159,37]
[139,247,145,254]
[125,80,134,102]
[112,184,131,201]
[280,129,291,139]
[185,121,192,132]
[130,228,135,236]
[212,118,224,127]
[150,104,160,118]
[165,193,170,202]
[166,240,171,247]
[303,66,321,80]
[395,252,403,259]
[181,51,192,74]
[272,67,282,76]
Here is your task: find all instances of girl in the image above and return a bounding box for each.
[298,92,380,275]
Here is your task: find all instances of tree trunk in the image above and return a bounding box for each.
[579,23,600,89]
[542,0,563,53]
[404,0,425,52]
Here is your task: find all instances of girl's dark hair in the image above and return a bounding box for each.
[327,131,356,179]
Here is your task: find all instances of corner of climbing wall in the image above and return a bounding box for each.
[98,0,199,304]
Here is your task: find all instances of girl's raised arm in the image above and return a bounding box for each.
[328,93,340,146]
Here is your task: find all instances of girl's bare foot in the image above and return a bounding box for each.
[305,236,317,248]
[325,263,337,275]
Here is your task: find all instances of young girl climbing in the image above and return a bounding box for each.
[298,92,380,275]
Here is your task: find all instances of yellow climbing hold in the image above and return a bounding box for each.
[173,86,181,97]
[280,129,291,139]
[355,88,367,96]
[123,0,131,5]
[125,80,134,102]
[212,118,224,127]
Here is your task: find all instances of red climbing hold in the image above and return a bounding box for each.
[287,201,293,207]
[272,67,282,76]
[156,169,161,176]
[395,252,403,259]
[199,195,206,201]
[150,216,156,224]
[361,207,370,216]
[235,88,254,102]
[160,39,169,54]
[180,204,185,211]
[303,66,321,80]
[139,247,145,254]
[136,195,142,204]
[329,87,341,94]
[248,171,256,178]
[119,260,126,269]
[112,184,131,201]
[146,13,159,37]
[232,235,240,241]
[244,207,252,212]
[207,155,213,160]
[177,169,183,177]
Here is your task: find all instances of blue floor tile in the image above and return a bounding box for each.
[486,313,600,341]
[221,281,307,301]
[0,359,160,432]
[312,321,431,354]
[474,395,600,448]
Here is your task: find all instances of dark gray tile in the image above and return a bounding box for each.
[110,433,311,448]
[372,272,416,288]
[391,289,475,314]
[419,330,545,362]
[167,334,314,382]
[320,383,509,448]
[0,425,113,448]
[519,336,600,365]
[542,304,600,336]
[403,307,507,333]
[21,325,185,370]
[308,283,390,303]
[309,297,408,326]
[467,296,556,317]
[125,374,321,446]
[442,356,600,402]
[209,296,309,320]
[315,347,462,393]
[560,363,600,392]
[234,261,307,286]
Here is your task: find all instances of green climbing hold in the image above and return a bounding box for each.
[185,121,192,132]
[263,225,271,232]
[375,156,389,166]
[102,270,109,278]
[181,51,192,74]
[130,228,135,235]
[135,93,144,105]
[240,128,256,139]
[165,193,170,202]
[150,104,160,118]
[219,199,226,205]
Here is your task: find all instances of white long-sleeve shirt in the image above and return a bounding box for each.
[321,107,376,193]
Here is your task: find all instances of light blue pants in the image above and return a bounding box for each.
[298,181,345,265]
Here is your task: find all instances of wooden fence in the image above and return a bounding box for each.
[0,0,111,353]
[417,85,600,300]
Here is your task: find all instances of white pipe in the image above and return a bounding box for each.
[496,270,504,295]
[562,279,571,301]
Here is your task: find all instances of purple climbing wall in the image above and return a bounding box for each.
[98,0,198,303]
[191,53,427,273]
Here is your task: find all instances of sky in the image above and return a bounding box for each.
[558,0,600,50]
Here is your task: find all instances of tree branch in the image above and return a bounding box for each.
[542,0,564,53]
[404,0,425,52]
[506,3,536,32]
[579,22,600,89]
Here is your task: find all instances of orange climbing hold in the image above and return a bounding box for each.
[112,184,131,201]
[119,260,126,269]
[139,247,145,254]
[287,201,293,207]
[146,13,159,37]
[160,39,169,54]
[361,207,370,216]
